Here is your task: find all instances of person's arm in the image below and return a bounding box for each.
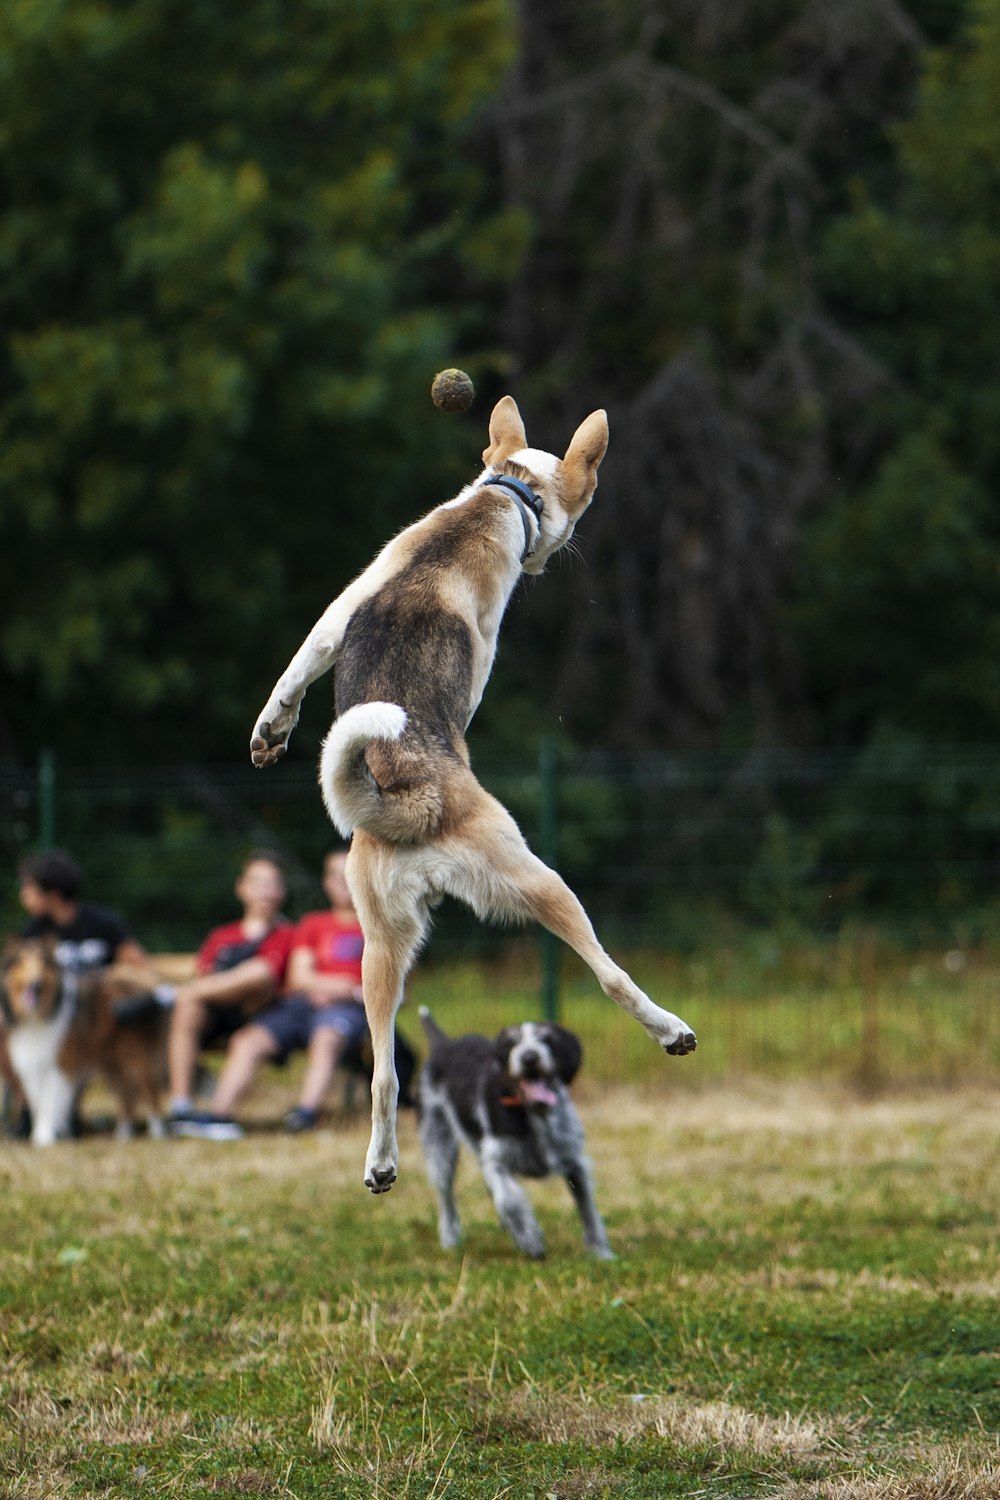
[114,936,155,970]
[176,956,278,1012]
[188,957,277,1005]
[286,944,361,1005]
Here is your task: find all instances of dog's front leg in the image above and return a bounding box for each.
[565,1160,615,1260]
[419,1102,462,1247]
[32,1067,76,1146]
[250,602,347,767]
[480,1146,545,1258]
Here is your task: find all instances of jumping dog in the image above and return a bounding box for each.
[250,396,697,1193]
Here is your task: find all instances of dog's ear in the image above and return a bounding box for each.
[482,396,527,467]
[493,1025,520,1069]
[543,1025,582,1085]
[560,410,609,515]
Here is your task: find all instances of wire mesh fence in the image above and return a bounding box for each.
[5,743,1000,1084]
[5,743,1000,952]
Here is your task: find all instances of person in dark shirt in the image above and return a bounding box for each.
[4,849,154,1137]
[18,849,150,972]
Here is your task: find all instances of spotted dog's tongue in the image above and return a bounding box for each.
[519,1079,558,1107]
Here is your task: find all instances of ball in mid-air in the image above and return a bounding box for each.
[431,367,475,412]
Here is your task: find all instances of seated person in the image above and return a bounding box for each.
[166,850,295,1131]
[6,849,154,1137]
[18,848,152,973]
[177,848,413,1140]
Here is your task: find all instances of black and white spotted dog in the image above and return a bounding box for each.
[417,1008,613,1260]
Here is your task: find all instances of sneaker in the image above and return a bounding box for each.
[282,1107,317,1133]
[170,1109,243,1141]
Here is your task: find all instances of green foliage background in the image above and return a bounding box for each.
[0,0,514,763]
[2,0,999,769]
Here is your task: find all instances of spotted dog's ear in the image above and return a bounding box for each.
[493,1025,522,1069]
[542,1026,582,1085]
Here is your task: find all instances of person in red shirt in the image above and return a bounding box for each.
[166,850,294,1134]
[186,848,369,1137]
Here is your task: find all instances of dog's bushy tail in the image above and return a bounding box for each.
[320,701,452,842]
[319,702,408,837]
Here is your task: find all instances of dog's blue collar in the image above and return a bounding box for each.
[478,473,543,562]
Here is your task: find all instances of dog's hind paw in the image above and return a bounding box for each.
[364,1165,397,1195]
[665,1031,697,1056]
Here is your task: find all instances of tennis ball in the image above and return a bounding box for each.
[431,368,475,412]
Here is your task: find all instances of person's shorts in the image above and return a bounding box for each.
[199,1003,251,1049]
[252,994,368,1063]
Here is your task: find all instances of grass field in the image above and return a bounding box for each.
[4,1003,1000,1500]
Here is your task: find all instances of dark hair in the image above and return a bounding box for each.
[240,848,286,879]
[18,849,82,900]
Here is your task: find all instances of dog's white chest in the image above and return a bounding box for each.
[8,1012,69,1079]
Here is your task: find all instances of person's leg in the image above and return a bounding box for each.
[166,990,209,1107]
[212,1024,281,1116]
[296,1025,347,1114]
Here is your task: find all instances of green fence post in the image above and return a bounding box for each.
[38,748,56,850]
[538,737,560,1022]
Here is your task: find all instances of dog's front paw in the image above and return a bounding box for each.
[250,698,300,768]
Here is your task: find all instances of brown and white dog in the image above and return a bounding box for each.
[1,938,167,1144]
[250,396,697,1194]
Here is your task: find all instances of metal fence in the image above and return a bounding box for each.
[4,742,1000,954]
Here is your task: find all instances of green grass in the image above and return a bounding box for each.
[4,1064,1000,1498]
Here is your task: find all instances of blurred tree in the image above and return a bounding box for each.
[471,0,967,753]
[795,0,1000,741]
[0,0,513,764]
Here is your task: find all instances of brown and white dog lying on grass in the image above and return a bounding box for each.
[250,396,697,1195]
[1,937,167,1144]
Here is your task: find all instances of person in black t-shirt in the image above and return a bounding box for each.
[2,850,154,1138]
[17,849,150,972]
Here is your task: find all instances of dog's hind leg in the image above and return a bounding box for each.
[109,1071,139,1141]
[348,838,428,1194]
[529,867,695,1054]
[440,803,697,1057]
